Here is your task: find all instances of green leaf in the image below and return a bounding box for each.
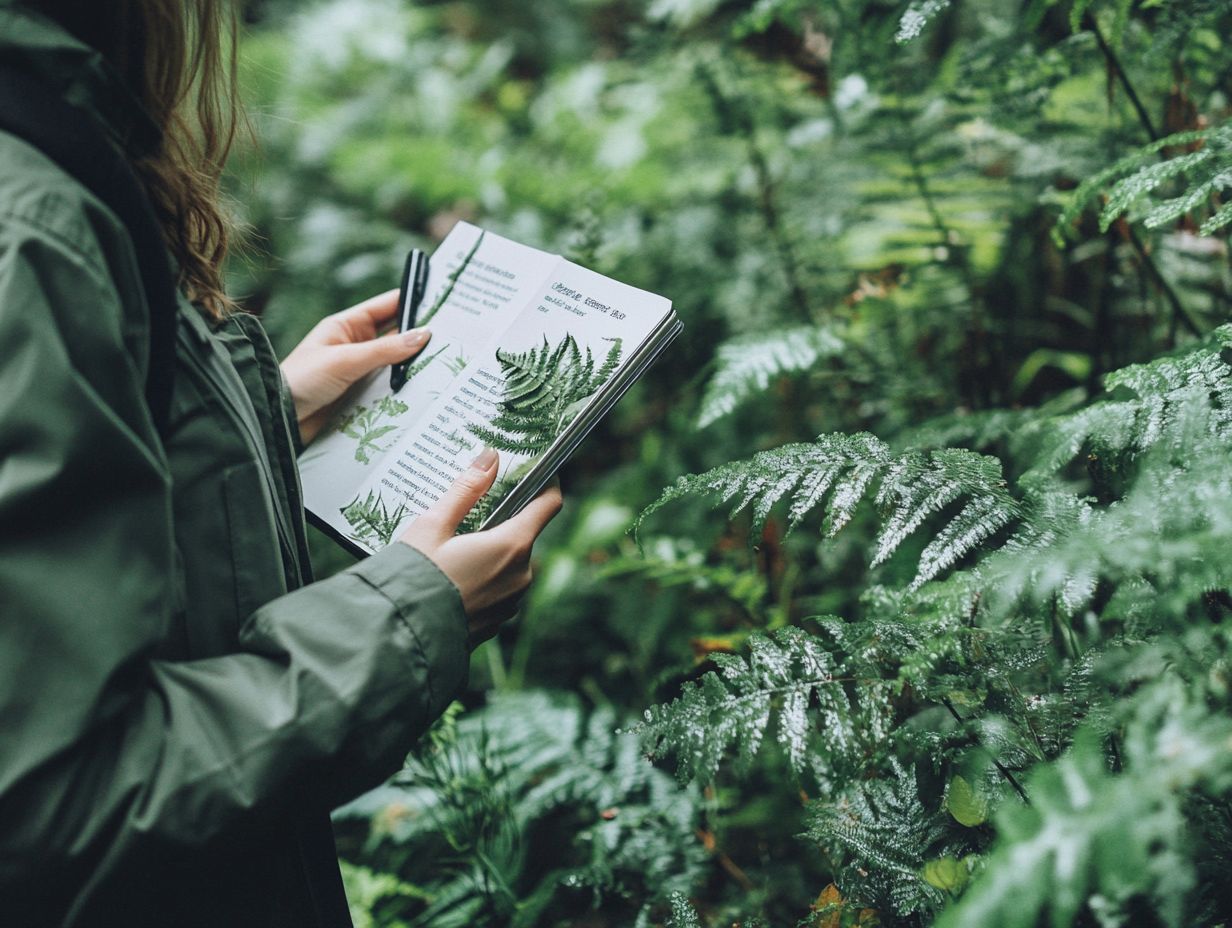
[921,856,971,893]
[945,775,988,827]
[632,627,883,785]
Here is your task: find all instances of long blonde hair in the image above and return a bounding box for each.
[37,0,240,318]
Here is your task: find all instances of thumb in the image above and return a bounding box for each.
[421,447,499,535]
[337,329,430,379]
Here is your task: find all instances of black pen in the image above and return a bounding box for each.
[390,248,430,393]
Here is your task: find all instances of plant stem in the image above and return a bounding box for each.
[1083,17,1202,338]
[1084,14,1158,143]
[1125,225,1203,337]
[698,57,813,322]
[942,698,1031,805]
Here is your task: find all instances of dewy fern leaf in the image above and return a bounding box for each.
[697,325,845,428]
[1016,325,1232,474]
[938,683,1232,928]
[895,0,953,42]
[344,691,706,925]
[638,433,1017,589]
[635,626,847,783]
[632,627,889,786]
[806,760,947,917]
[1053,123,1232,243]
[1097,150,1216,230]
[666,893,701,928]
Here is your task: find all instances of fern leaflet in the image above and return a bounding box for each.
[806,760,947,917]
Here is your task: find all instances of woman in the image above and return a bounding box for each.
[0,2,561,925]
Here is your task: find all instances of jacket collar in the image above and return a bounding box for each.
[0,2,160,157]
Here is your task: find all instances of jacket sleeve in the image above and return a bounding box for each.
[0,204,468,886]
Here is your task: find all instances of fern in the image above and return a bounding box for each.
[697,325,845,428]
[805,760,947,917]
[902,389,1086,453]
[633,626,893,787]
[632,324,1232,924]
[666,893,702,928]
[1013,325,1232,474]
[939,681,1232,928]
[1054,123,1232,243]
[982,427,1232,623]
[469,334,623,457]
[638,433,1018,589]
[895,0,952,43]
[397,342,451,388]
[418,231,485,327]
[336,692,705,927]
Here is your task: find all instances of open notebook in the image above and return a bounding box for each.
[300,221,682,556]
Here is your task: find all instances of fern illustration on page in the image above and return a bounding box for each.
[469,334,624,455]
[340,490,410,548]
[462,334,623,520]
[416,230,485,327]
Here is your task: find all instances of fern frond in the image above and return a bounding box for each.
[938,681,1232,928]
[633,627,890,786]
[805,759,947,917]
[340,490,409,547]
[983,401,1232,622]
[896,0,952,43]
[666,893,702,928]
[638,433,1017,589]
[1200,199,1232,235]
[1053,123,1232,243]
[1015,324,1232,474]
[342,691,706,923]
[417,230,485,327]
[698,325,845,428]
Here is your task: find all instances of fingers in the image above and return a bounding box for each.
[488,482,563,544]
[419,448,500,535]
[334,328,431,380]
[333,289,401,330]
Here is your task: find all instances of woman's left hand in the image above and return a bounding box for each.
[280,290,431,445]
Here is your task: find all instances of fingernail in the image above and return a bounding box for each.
[402,328,429,347]
[469,446,497,472]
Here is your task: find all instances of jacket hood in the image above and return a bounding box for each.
[0,1,159,156]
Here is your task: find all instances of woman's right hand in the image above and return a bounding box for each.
[398,447,562,650]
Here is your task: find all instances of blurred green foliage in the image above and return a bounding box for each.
[229,0,1232,924]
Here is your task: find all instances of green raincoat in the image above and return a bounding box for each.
[0,6,467,926]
